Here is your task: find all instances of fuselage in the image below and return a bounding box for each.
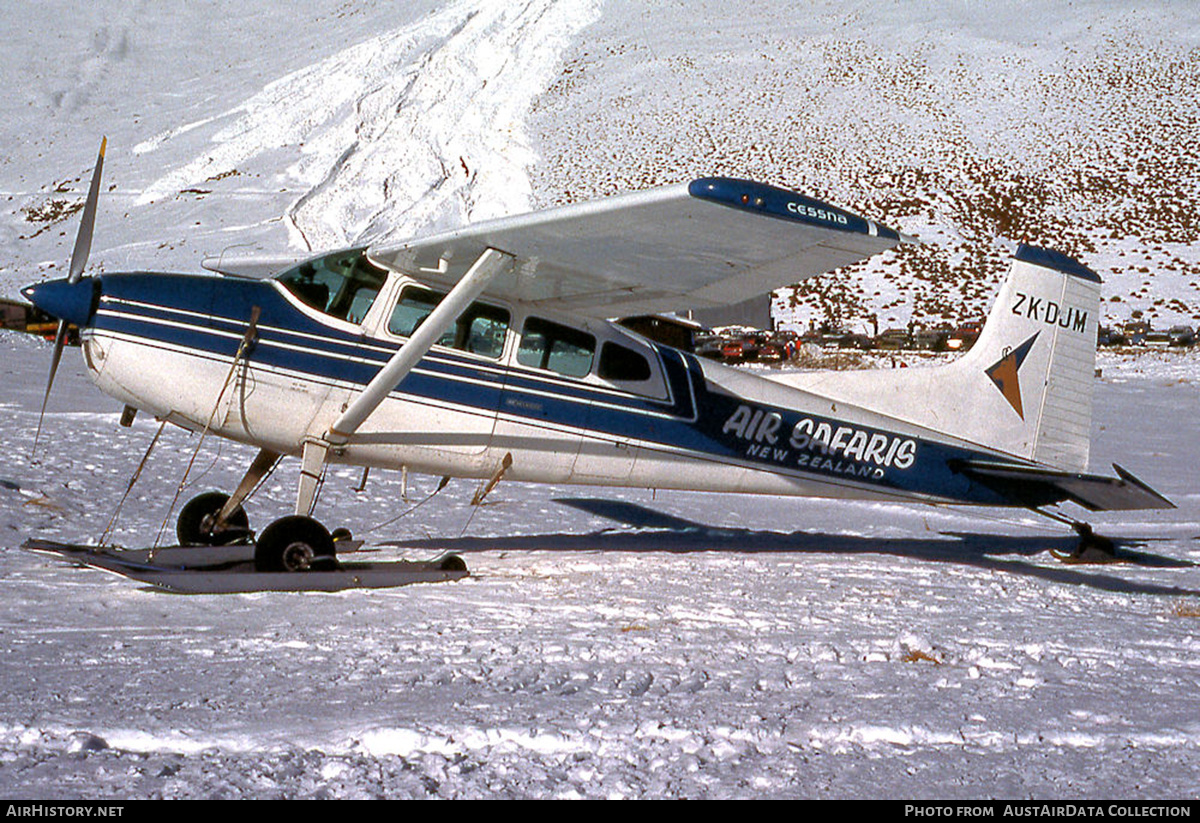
[65,251,1021,508]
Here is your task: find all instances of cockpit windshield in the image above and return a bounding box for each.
[276,249,387,324]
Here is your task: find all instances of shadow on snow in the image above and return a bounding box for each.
[380,497,1200,599]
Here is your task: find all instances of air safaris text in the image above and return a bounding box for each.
[721,404,918,474]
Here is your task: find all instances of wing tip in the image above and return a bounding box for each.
[687,177,902,241]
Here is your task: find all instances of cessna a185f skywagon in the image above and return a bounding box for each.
[23,141,1172,572]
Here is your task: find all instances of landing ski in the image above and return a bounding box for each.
[23,539,468,594]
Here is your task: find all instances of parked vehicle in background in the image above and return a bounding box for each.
[1144,328,1172,347]
[836,332,874,350]
[757,341,784,362]
[721,337,758,362]
[874,328,911,350]
[1168,325,1196,347]
[1122,320,1150,346]
[913,325,952,351]
[1097,325,1125,347]
[694,332,725,360]
[815,329,848,349]
[946,320,983,351]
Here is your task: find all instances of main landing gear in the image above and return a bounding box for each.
[174,447,353,573]
[254,515,338,572]
[176,492,251,546]
[176,490,351,572]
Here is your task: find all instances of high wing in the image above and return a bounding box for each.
[367,177,911,317]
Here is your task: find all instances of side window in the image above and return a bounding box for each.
[599,341,652,382]
[388,287,442,339]
[276,250,386,324]
[518,317,595,378]
[387,285,510,358]
[459,307,509,358]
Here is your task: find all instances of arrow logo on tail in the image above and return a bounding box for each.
[985,333,1039,419]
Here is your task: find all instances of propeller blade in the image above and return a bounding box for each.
[32,320,69,457]
[32,137,105,457]
[67,137,106,284]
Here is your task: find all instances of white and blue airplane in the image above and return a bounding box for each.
[23,141,1172,572]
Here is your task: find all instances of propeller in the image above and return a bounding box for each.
[31,137,106,457]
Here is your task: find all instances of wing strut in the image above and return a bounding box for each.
[293,247,514,516]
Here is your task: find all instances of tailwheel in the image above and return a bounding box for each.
[177,491,251,546]
[1052,523,1119,564]
[255,515,337,572]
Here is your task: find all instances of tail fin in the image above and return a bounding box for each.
[950,245,1100,470]
[771,245,1101,470]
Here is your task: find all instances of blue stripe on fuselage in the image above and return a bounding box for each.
[92,272,1010,505]
[96,272,693,421]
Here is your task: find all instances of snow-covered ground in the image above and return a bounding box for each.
[1,336,1199,800]
[1,0,1199,800]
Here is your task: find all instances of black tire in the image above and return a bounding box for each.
[439,554,467,572]
[254,515,336,572]
[176,492,250,546]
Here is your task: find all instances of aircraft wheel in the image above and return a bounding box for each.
[1071,523,1117,563]
[177,492,250,546]
[439,554,467,572]
[255,515,336,572]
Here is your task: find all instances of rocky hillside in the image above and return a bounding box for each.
[527,0,1200,333]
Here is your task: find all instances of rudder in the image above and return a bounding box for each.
[950,245,1101,470]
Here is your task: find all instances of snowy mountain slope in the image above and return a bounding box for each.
[527,0,1200,332]
[6,1,1198,334]
[132,0,601,251]
[0,0,597,278]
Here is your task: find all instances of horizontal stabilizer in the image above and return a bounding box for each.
[954,460,1175,512]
